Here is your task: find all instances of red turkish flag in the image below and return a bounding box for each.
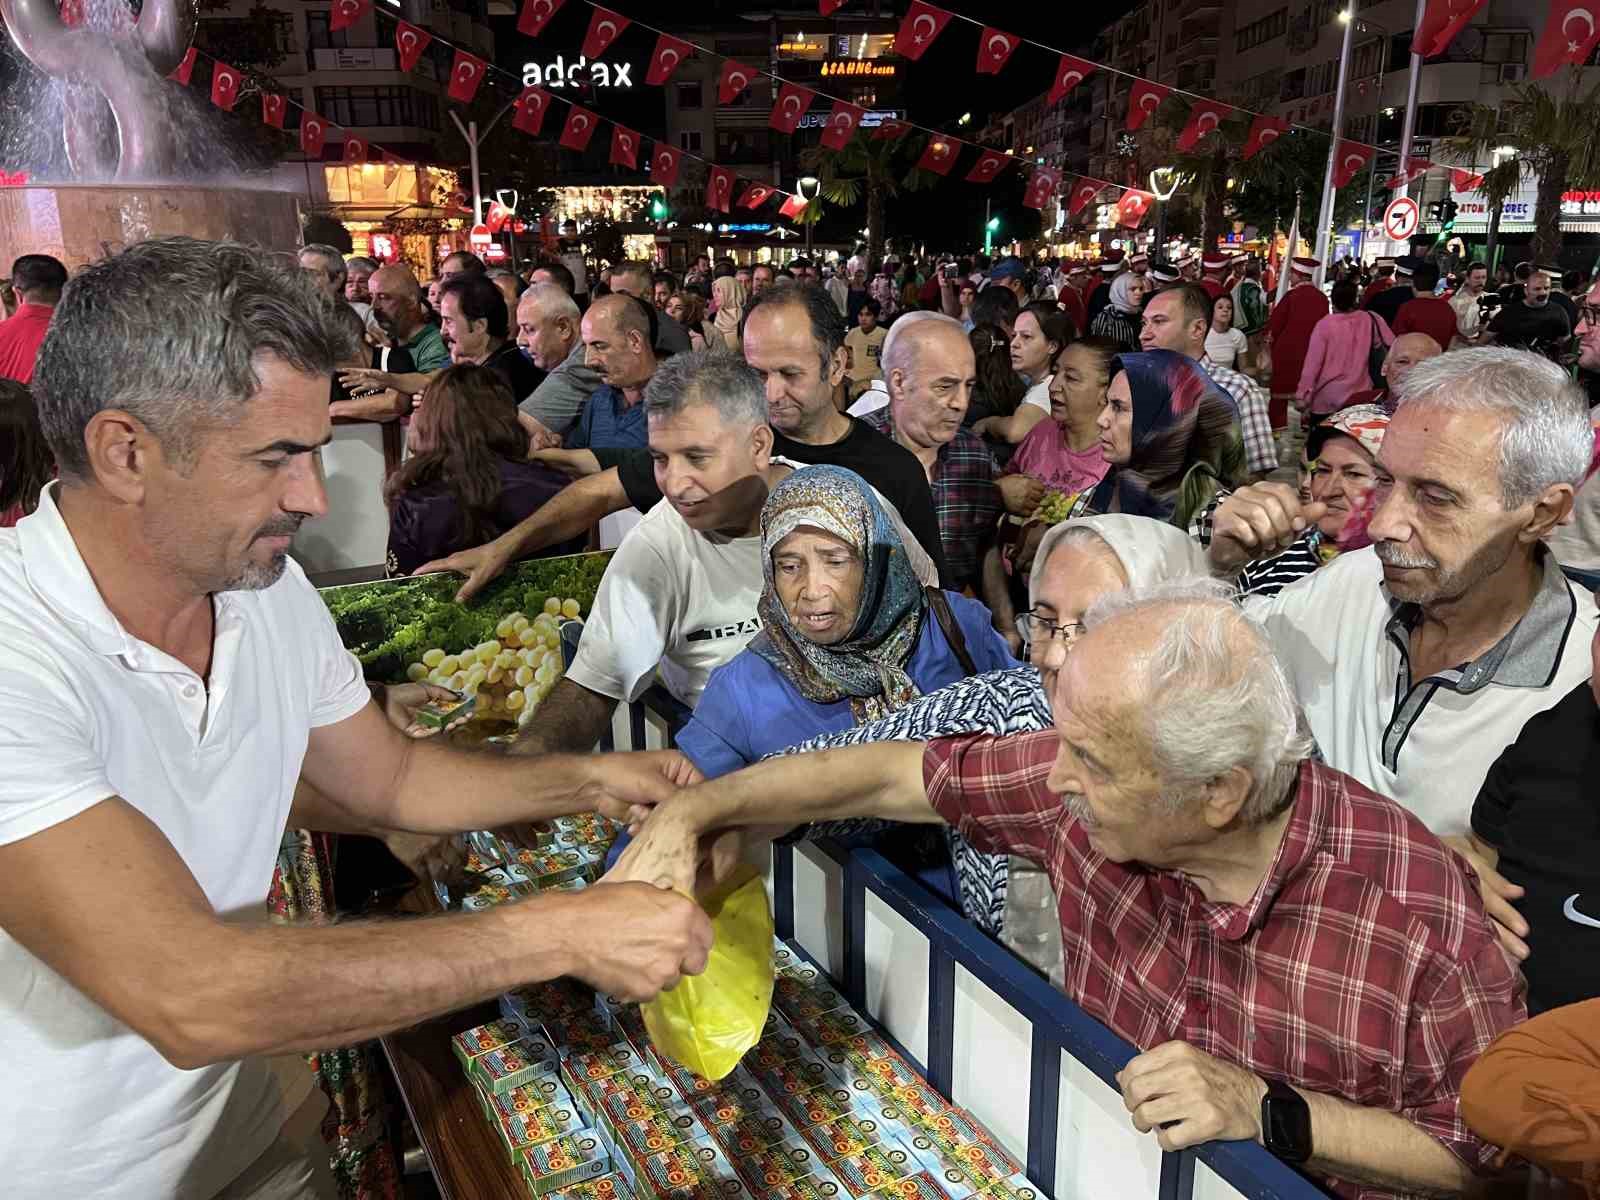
[975,27,1020,75]
[447,50,488,103]
[894,1,952,61]
[717,60,756,105]
[1125,80,1171,131]
[819,0,847,13]
[1241,114,1289,160]
[485,201,511,233]
[651,143,682,187]
[1116,189,1155,228]
[516,0,563,39]
[705,165,735,214]
[916,135,959,176]
[965,150,1008,184]
[645,34,693,86]
[582,6,630,59]
[381,148,403,187]
[1047,55,1097,105]
[779,193,809,220]
[209,62,241,112]
[1331,140,1374,188]
[1068,177,1107,216]
[609,125,640,169]
[769,82,815,135]
[1175,99,1232,151]
[169,46,196,85]
[300,112,327,158]
[738,183,776,210]
[1383,159,1433,189]
[1412,0,1487,57]
[343,137,367,165]
[1023,167,1061,211]
[261,92,286,128]
[394,21,432,72]
[819,101,864,151]
[560,106,599,152]
[1452,167,1485,191]
[874,118,913,141]
[512,87,552,136]
[1534,0,1600,78]
[329,0,369,33]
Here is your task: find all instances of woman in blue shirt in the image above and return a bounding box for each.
[677,464,1015,779]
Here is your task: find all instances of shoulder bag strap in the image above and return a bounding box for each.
[926,587,979,677]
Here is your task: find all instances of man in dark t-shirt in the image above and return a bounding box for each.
[1487,270,1572,359]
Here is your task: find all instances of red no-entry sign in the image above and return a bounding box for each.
[1383,196,1419,242]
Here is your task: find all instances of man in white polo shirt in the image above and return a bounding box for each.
[0,237,713,1200]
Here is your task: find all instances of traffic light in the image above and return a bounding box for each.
[649,193,670,221]
[985,216,1001,234]
[1440,198,1458,230]
[1427,199,1445,222]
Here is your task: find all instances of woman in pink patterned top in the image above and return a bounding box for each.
[1007,337,1119,497]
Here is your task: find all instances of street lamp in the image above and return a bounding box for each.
[1149,167,1180,260]
[797,174,821,261]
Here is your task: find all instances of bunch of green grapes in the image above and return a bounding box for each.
[1032,490,1079,526]
[403,597,583,727]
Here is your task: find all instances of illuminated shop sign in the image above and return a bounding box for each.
[521,55,633,88]
[820,60,896,77]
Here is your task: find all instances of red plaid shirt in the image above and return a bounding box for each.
[923,731,1526,1198]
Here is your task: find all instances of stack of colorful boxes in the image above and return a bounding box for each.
[456,940,1048,1200]
[439,817,619,912]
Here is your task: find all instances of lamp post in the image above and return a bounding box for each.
[1149,167,1180,261]
[797,174,821,263]
[1313,8,1358,286]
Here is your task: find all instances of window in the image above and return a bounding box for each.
[314,85,439,131]
[716,129,770,163]
[200,13,293,55]
[676,83,702,110]
[679,130,703,153]
[1480,32,1530,64]
[1235,7,1286,53]
[304,10,350,51]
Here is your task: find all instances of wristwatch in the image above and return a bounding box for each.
[1260,1078,1313,1163]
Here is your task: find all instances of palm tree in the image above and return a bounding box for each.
[799,129,932,265]
[1445,73,1600,264]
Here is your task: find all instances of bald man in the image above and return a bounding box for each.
[331,265,451,419]
[1343,332,1442,413]
[608,261,692,355]
[566,294,660,450]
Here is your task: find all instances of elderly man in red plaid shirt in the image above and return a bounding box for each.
[614,581,1526,1199]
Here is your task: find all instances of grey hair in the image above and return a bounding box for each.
[521,281,580,324]
[1394,346,1592,507]
[34,237,361,480]
[643,347,766,429]
[880,310,966,379]
[299,243,347,286]
[345,256,378,274]
[1085,577,1314,826]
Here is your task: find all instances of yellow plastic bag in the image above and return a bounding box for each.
[641,865,774,1081]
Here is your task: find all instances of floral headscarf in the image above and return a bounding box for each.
[748,465,926,723]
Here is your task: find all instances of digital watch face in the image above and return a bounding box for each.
[1264,1092,1313,1163]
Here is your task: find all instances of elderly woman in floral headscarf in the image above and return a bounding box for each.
[676,465,1013,780]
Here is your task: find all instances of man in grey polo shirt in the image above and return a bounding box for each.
[516,282,601,447]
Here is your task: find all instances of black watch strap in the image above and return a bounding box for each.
[1260,1078,1313,1164]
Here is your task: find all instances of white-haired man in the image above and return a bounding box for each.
[515,282,601,448]
[615,581,1525,1198]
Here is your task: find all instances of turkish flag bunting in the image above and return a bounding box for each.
[874,118,913,140]
[447,50,488,103]
[779,193,809,220]
[819,101,864,150]
[705,165,735,214]
[965,150,1009,184]
[645,34,693,86]
[718,60,756,105]
[651,143,682,187]
[1241,113,1289,160]
[300,112,327,158]
[559,106,599,152]
[609,125,640,169]
[381,148,402,187]
[738,183,776,210]
[512,87,552,136]
[916,135,960,176]
[769,82,815,134]
[819,0,848,13]
[1384,159,1433,189]
[582,6,630,60]
[1452,167,1485,191]
[1125,80,1171,131]
[329,0,370,33]
[1412,0,1487,57]
[975,27,1020,75]
[394,21,432,73]
[1331,140,1374,188]
[1023,167,1061,211]
[343,137,367,165]
[1533,0,1600,78]
[894,1,953,61]
[170,46,196,85]
[209,62,241,112]
[1175,100,1232,151]
[1048,55,1097,105]
[1068,177,1107,216]
[516,0,564,39]
[261,92,286,128]
[485,201,511,233]
[1116,189,1156,228]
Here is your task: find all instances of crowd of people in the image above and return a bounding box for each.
[1,230,1598,1200]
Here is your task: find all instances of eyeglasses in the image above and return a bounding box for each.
[1578,305,1600,329]
[1016,611,1085,647]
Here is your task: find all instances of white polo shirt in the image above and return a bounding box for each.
[0,485,371,1199]
[1246,546,1597,836]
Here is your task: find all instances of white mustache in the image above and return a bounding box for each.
[1374,542,1439,570]
[1062,791,1097,830]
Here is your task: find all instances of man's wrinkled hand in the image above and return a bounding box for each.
[1209,482,1328,574]
[581,752,703,824]
[373,681,470,739]
[606,801,700,896]
[1117,1041,1268,1152]
[558,882,712,1002]
[997,474,1047,517]
[413,538,514,604]
[1443,834,1528,961]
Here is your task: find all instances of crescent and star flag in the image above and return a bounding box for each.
[170,46,196,85]
[874,118,913,140]
[343,137,367,165]
[581,7,630,60]
[769,82,816,135]
[261,92,286,128]
[705,165,735,214]
[738,183,776,210]
[717,60,755,105]
[975,27,1020,75]
[512,87,552,136]
[1126,80,1171,132]
[651,143,682,187]
[1116,189,1156,228]
[1023,167,1061,211]
[609,125,640,169]
[819,101,864,151]
[1384,159,1433,189]
[485,201,511,233]
[1533,0,1600,77]
[1241,114,1289,159]
[1452,167,1486,191]
[394,21,432,72]
[329,0,370,33]
[559,105,599,151]
[1048,55,1097,105]
[965,150,1008,184]
[645,34,693,86]
[915,135,959,176]
[894,1,952,61]
[447,50,488,103]
[1331,140,1374,188]
[819,0,847,13]
[1175,100,1232,151]
[516,0,564,39]
[779,193,808,220]
[1412,0,1487,57]
[300,112,327,158]
[1068,177,1107,216]
[209,62,241,112]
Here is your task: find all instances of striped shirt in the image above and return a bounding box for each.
[1237,527,1325,597]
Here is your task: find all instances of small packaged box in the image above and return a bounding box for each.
[414,692,475,729]
[980,1174,1042,1200]
[484,1075,567,1120]
[451,1019,524,1070]
[611,1109,709,1159]
[883,1081,957,1130]
[806,1011,873,1048]
[845,1087,925,1144]
[805,1113,884,1163]
[780,981,851,1026]
[734,1141,810,1191]
[709,1109,793,1155]
[471,1037,562,1096]
[566,1043,645,1085]
[748,1030,813,1071]
[545,1173,635,1200]
[520,1133,612,1197]
[772,1176,852,1200]
[639,1137,751,1199]
[512,847,591,886]
[898,1143,982,1200]
[749,1052,833,1099]
[825,1139,919,1198]
[923,1139,1020,1187]
[770,1083,859,1131]
[869,1171,952,1200]
[918,1109,998,1155]
[487,1100,589,1162]
[461,882,518,911]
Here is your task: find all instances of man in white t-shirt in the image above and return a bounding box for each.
[0,239,713,1200]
